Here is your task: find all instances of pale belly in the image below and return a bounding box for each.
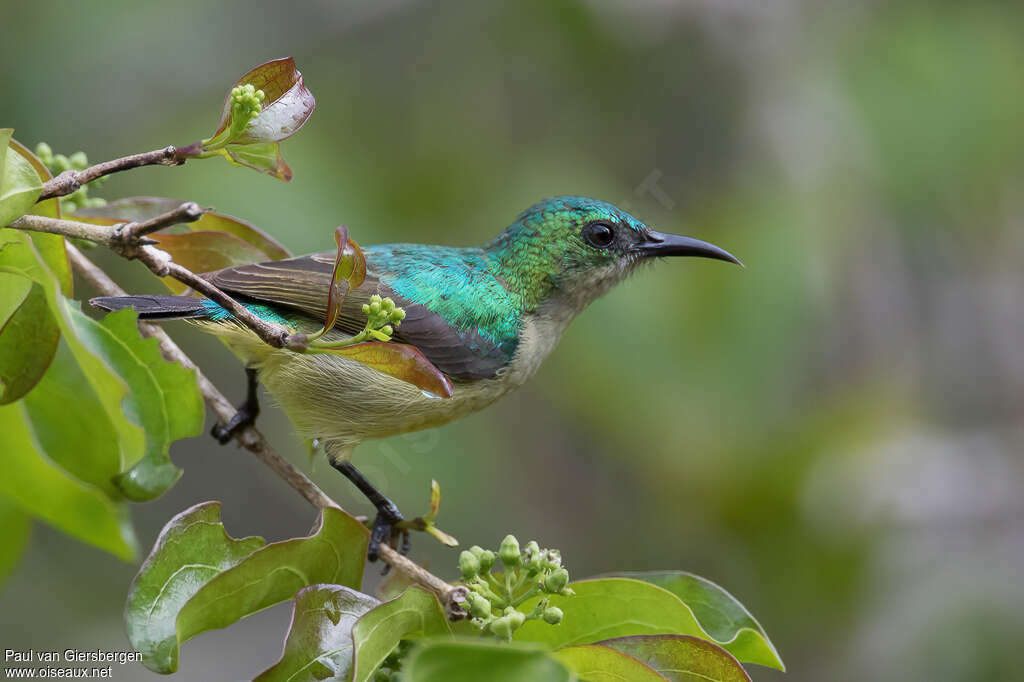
[200,307,570,459]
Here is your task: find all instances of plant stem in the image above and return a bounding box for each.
[37,146,190,201]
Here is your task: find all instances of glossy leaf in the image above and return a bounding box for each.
[0,231,145,467]
[553,644,667,682]
[0,402,136,560]
[68,308,204,501]
[125,502,266,673]
[515,578,783,671]
[615,571,783,671]
[350,588,452,682]
[21,340,121,496]
[212,57,315,144]
[596,635,752,682]
[0,138,68,403]
[321,342,454,399]
[255,584,379,682]
[74,196,290,261]
[165,507,368,673]
[0,494,31,585]
[403,639,571,682]
[0,279,59,404]
[152,231,272,293]
[0,129,42,227]
[6,138,70,293]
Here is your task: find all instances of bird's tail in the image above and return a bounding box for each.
[90,295,211,320]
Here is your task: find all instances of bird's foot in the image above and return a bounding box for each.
[211,367,260,445]
[369,500,410,564]
[210,401,260,444]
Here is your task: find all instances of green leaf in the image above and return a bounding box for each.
[318,342,454,399]
[125,502,266,673]
[616,571,783,671]
[553,644,667,682]
[74,196,291,261]
[220,141,293,181]
[515,578,783,671]
[0,138,69,403]
[0,129,42,227]
[0,280,59,404]
[167,506,367,673]
[0,494,31,585]
[0,401,136,560]
[255,584,380,682]
[594,635,752,682]
[403,638,572,682]
[211,57,315,145]
[68,307,204,501]
[350,588,452,682]
[0,230,145,468]
[21,340,121,495]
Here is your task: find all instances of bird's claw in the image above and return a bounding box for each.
[368,503,409,565]
[210,401,259,444]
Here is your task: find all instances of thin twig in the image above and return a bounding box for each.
[115,200,203,243]
[9,214,117,243]
[65,243,466,618]
[38,146,189,201]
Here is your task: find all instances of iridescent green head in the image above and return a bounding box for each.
[486,196,740,311]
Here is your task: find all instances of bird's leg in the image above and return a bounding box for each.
[211,367,261,444]
[329,458,407,562]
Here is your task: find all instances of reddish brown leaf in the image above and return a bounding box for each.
[213,57,315,144]
[151,231,270,294]
[329,342,453,398]
[74,197,291,262]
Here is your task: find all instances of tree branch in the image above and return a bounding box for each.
[65,243,467,618]
[9,210,308,351]
[37,146,190,201]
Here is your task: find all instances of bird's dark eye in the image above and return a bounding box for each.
[583,221,615,249]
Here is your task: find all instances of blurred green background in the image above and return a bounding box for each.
[3,1,1023,680]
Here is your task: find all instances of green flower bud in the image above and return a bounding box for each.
[54,154,71,171]
[467,593,491,620]
[69,151,88,170]
[524,540,540,557]
[361,303,370,314]
[63,201,78,214]
[489,615,513,640]
[508,610,526,629]
[369,301,381,315]
[459,550,481,579]
[499,534,521,568]
[34,142,52,161]
[380,325,393,337]
[391,308,406,322]
[543,568,569,593]
[542,606,563,625]
[381,297,394,311]
[370,294,382,305]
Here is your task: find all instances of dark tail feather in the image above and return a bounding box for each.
[90,295,209,320]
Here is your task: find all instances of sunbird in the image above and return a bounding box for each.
[92,196,740,558]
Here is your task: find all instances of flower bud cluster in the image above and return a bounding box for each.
[228,83,266,137]
[361,295,406,340]
[34,142,106,214]
[457,535,573,641]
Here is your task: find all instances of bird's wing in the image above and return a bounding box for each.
[204,252,517,380]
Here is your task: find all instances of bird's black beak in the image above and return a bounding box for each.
[635,230,743,266]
